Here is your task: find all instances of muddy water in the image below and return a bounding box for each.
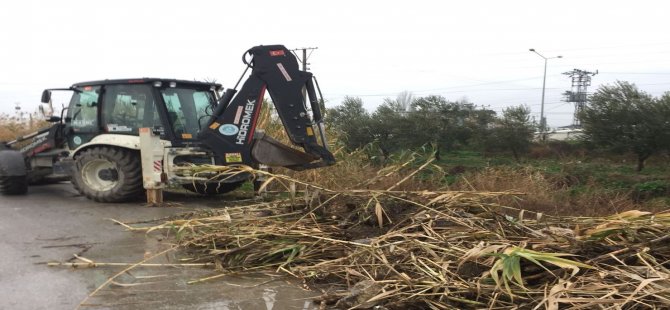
[85,268,319,309]
[82,236,319,310]
[0,183,320,310]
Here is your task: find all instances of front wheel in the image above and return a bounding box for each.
[73,147,143,202]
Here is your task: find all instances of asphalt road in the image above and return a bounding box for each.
[0,183,317,310]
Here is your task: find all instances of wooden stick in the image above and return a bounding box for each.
[47,262,214,268]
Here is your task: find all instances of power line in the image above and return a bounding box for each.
[542,41,670,53]
[599,72,670,75]
[467,42,670,57]
[546,102,573,112]
[326,80,670,99]
[325,75,561,97]
[328,86,565,98]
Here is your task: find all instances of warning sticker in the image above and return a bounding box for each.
[233,106,244,124]
[107,124,132,132]
[153,160,162,171]
[270,50,285,56]
[277,63,292,82]
[225,152,243,163]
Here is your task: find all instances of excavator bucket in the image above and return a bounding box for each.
[251,132,320,170]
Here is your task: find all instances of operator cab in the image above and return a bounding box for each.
[57,78,221,148]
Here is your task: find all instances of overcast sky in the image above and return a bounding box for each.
[1,0,669,127]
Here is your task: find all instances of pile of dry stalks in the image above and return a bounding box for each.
[124,155,670,310]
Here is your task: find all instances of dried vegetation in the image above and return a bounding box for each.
[127,154,670,309]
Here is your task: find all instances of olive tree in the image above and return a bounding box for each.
[491,105,536,162]
[326,96,374,150]
[580,81,670,172]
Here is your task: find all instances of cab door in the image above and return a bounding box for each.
[101,84,162,136]
[66,85,101,149]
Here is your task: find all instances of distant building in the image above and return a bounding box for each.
[535,126,584,141]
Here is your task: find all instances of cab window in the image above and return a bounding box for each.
[161,87,214,139]
[102,84,160,135]
[68,86,100,132]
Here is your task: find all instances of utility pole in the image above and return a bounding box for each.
[291,47,318,71]
[291,47,318,108]
[563,69,597,127]
[529,49,562,139]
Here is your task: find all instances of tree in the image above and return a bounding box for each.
[410,95,471,152]
[468,107,498,152]
[326,97,373,150]
[413,96,498,152]
[580,81,670,172]
[367,95,497,157]
[369,98,412,156]
[492,105,536,162]
[657,92,670,152]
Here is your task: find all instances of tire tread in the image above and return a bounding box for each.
[73,147,143,202]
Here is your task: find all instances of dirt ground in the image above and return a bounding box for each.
[0,183,318,310]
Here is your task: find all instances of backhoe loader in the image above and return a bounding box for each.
[0,45,335,202]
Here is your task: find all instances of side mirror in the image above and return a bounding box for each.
[41,90,52,103]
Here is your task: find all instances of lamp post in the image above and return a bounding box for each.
[529,49,562,138]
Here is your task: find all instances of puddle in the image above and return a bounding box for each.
[6,183,320,309]
[84,268,320,309]
[77,235,320,310]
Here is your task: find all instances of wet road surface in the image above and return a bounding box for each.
[0,183,319,310]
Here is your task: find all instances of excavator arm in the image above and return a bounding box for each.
[198,45,336,170]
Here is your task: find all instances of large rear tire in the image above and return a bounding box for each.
[0,150,28,195]
[182,181,244,195]
[0,176,28,195]
[73,147,143,202]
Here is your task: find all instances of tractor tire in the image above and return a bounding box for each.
[0,174,28,195]
[182,181,244,195]
[73,147,143,202]
[0,175,28,195]
[0,150,28,195]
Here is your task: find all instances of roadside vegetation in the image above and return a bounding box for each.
[10,80,670,308]
[126,147,670,309]
[323,81,670,216]
[123,80,668,308]
[0,113,47,142]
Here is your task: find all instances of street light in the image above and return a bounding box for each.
[529,48,562,138]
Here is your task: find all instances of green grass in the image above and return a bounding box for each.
[437,150,515,168]
[238,181,255,192]
[436,149,669,211]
